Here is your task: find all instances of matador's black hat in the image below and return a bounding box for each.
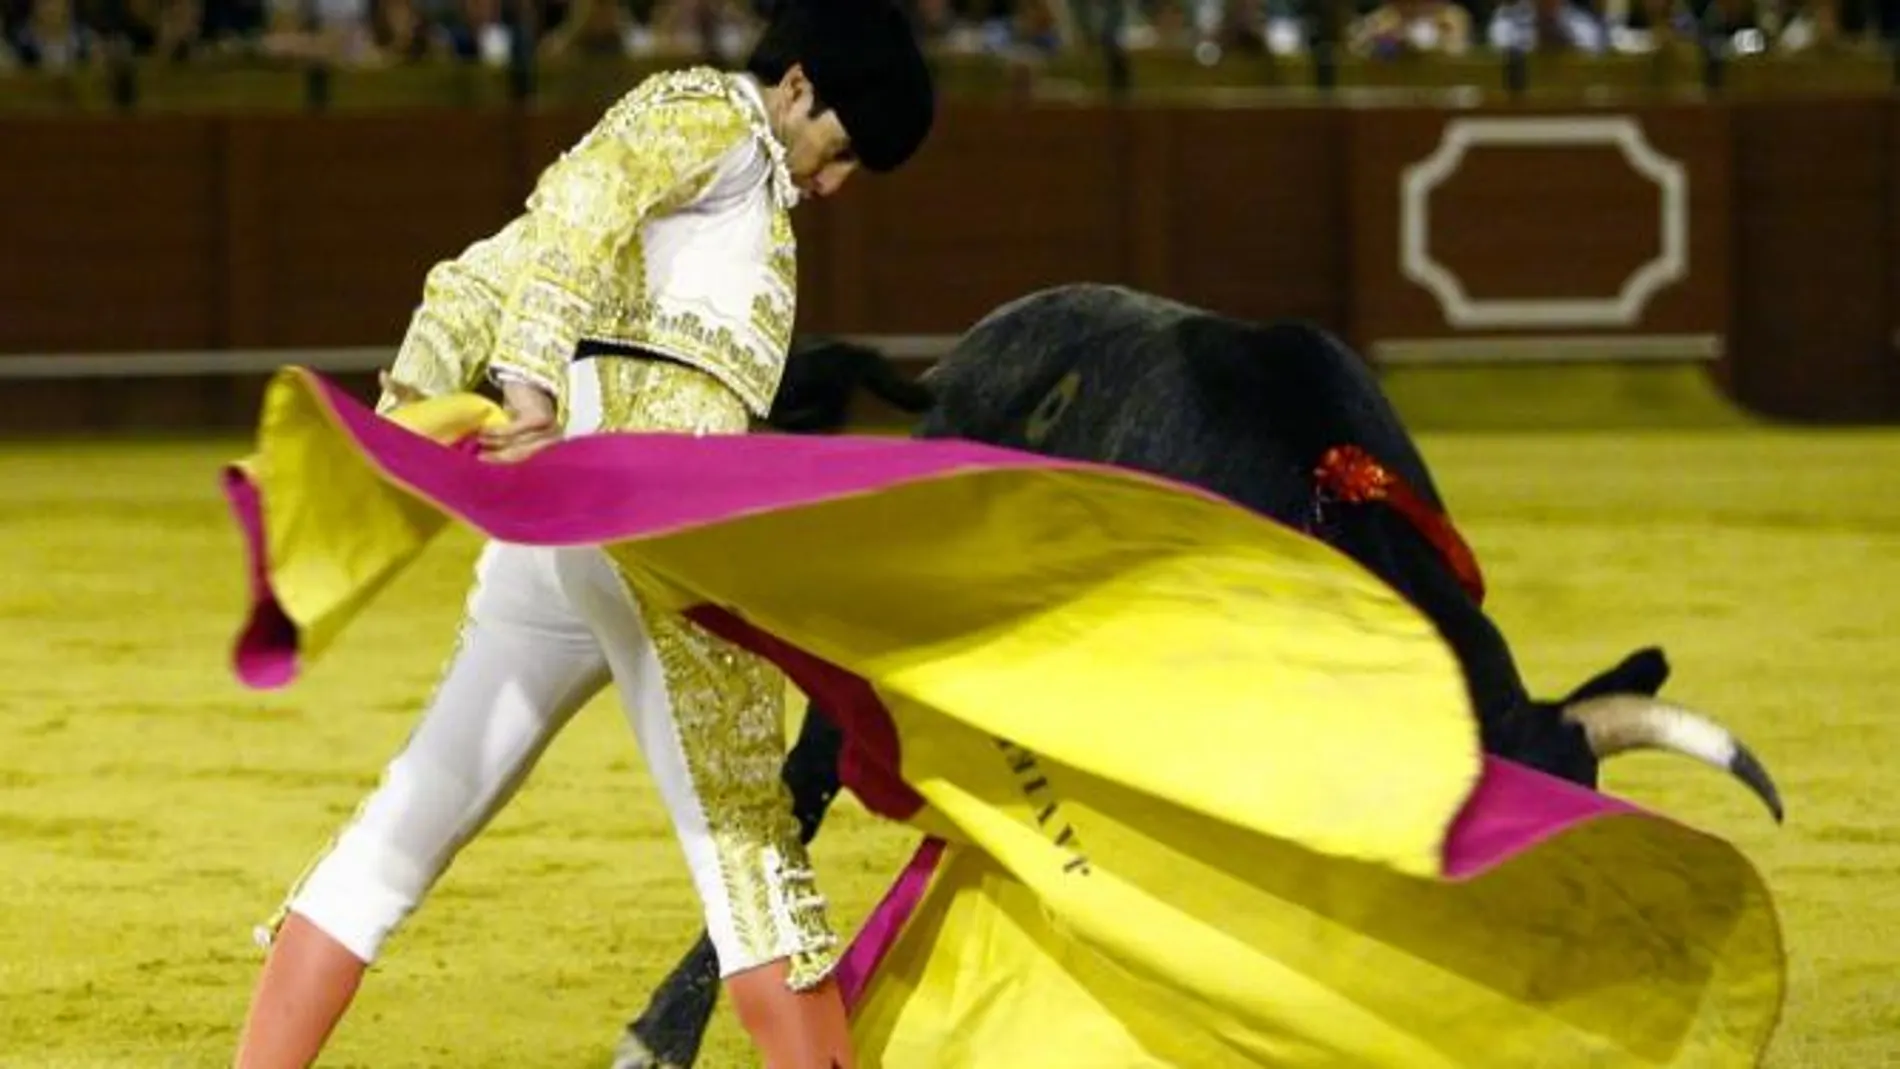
[750,0,936,173]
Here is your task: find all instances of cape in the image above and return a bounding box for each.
[221,368,1783,1067]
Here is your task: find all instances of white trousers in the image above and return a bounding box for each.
[263,538,838,987]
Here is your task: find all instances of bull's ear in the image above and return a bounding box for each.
[1563,646,1672,703]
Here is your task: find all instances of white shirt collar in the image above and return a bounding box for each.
[731,73,799,210]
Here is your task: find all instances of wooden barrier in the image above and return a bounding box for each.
[1,94,1896,423]
[1725,98,1896,422]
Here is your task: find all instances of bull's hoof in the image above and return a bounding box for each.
[610,1031,683,1069]
[618,932,721,1068]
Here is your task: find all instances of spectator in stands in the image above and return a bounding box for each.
[5,0,29,61]
[1772,0,1842,46]
[199,0,270,48]
[1597,0,1673,52]
[1349,0,1472,55]
[106,0,156,58]
[1488,0,1608,49]
[1258,0,1307,55]
[141,0,206,60]
[438,0,513,63]
[259,0,378,61]
[1854,0,1896,42]
[1118,0,1190,48]
[367,0,434,59]
[924,0,1055,53]
[1003,0,1065,51]
[538,0,645,57]
[1599,0,1777,50]
[713,0,766,55]
[1221,0,1285,54]
[910,0,975,47]
[8,0,96,68]
[647,0,760,58]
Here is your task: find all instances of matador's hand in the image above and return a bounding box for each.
[480,379,561,464]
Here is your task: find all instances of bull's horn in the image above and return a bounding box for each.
[1563,694,1785,823]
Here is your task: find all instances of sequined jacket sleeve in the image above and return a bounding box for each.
[378,90,751,416]
[485,95,751,413]
[376,257,502,415]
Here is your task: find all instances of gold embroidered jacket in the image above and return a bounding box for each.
[378,66,799,422]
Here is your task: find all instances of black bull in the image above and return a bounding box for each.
[610,283,1784,1069]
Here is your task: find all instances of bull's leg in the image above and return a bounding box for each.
[781,705,846,843]
[613,706,847,1068]
[612,932,720,1069]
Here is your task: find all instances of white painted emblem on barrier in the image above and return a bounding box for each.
[1400,117,1688,329]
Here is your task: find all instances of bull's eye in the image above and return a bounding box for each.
[1025,371,1081,446]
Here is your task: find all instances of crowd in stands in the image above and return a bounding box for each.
[0,0,1887,76]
